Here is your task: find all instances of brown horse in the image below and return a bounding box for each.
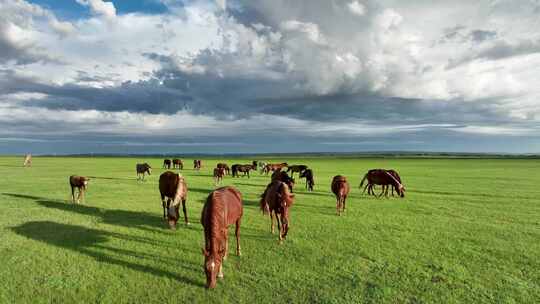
[359,169,405,198]
[69,175,89,204]
[159,171,188,229]
[299,169,314,191]
[172,159,183,170]
[194,159,202,171]
[201,186,243,289]
[136,163,152,181]
[217,163,230,175]
[213,167,225,186]
[260,180,295,242]
[231,164,256,178]
[381,169,403,196]
[271,170,295,192]
[286,165,308,178]
[163,159,172,169]
[331,175,350,216]
[264,163,288,175]
[23,154,32,167]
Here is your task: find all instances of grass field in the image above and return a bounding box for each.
[0,156,539,303]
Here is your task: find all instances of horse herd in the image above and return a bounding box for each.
[52,157,407,289]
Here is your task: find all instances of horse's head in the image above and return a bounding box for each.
[398,185,405,198]
[167,206,179,229]
[202,249,222,289]
[146,165,152,175]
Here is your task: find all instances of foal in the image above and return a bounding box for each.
[69,175,89,204]
[213,167,225,186]
[331,175,350,216]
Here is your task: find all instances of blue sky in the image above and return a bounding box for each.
[1,0,540,154]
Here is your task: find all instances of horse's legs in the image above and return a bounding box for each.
[182,199,189,224]
[343,196,347,213]
[276,213,283,241]
[235,219,241,256]
[71,186,75,203]
[217,259,224,278]
[270,211,275,234]
[223,228,229,260]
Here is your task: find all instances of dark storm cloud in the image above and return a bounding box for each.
[447,38,540,69]
[469,30,497,43]
[0,63,515,128]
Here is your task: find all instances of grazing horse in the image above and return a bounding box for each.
[264,162,288,175]
[286,165,308,178]
[172,159,183,170]
[201,186,243,289]
[163,159,172,169]
[299,169,315,191]
[23,154,32,167]
[217,163,230,175]
[194,160,202,171]
[159,171,189,229]
[136,163,152,180]
[231,164,255,178]
[260,180,295,242]
[213,167,225,186]
[69,175,89,204]
[271,170,295,193]
[359,169,405,198]
[382,169,403,196]
[331,175,350,216]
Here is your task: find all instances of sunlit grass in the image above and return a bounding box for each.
[0,156,539,303]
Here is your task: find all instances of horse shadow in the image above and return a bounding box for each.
[2,193,190,233]
[11,221,205,287]
[88,176,135,181]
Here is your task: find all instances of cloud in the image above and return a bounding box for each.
[348,1,366,16]
[76,0,117,20]
[1,0,540,153]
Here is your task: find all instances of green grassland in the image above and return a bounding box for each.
[0,156,539,303]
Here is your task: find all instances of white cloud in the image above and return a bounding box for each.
[347,1,366,16]
[76,0,116,20]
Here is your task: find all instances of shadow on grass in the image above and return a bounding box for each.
[88,176,136,181]
[11,221,205,287]
[2,193,200,234]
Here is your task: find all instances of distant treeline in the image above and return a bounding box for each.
[14,152,540,159]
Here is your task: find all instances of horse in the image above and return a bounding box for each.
[286,165,308,178]
[217,163,230,175]
[231,164,255,178]
[331,175,350,216]
[23,154,32,167]
[194,160,202,171]
[172,159,183,170]
[213,167,225,186]
[258,162,267,174]
[136,163,152,181]
[299,169,314,191]
[163,159,172,169]
[382,169,403,196]
[359,169,405,198]
[69,175,89,204]
[264,163,288,175]
[271,170,295,193]
[159,171,189,229]
[201,186,243,289]
[260,180,295,242]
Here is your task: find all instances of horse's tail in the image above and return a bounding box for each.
[359,173,368,189]
[260,187,270,215]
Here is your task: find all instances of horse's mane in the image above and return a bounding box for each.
[203,190,226,254]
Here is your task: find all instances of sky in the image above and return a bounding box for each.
[1,0,540,154]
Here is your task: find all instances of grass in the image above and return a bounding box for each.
[0,156,539,303]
